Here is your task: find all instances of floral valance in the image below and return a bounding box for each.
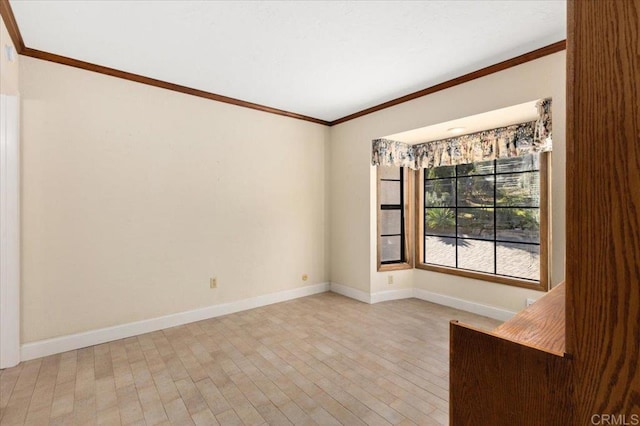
[370,138,415,169]
[372,98,552,170]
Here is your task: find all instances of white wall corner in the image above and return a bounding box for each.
[370,288,414,304]
[329,282,372,303]
[19,277,516,362]
[21,282,330,362]
[331,282,414,304]
[0,94,21,369]
[329,283,514,323]
[413,288,516,322]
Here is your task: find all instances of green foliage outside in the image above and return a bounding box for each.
[425,208,455,232]
[424,156,540,242]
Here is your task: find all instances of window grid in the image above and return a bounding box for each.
[493,168,497,275]
[380,168,405,264]
[424,160,541,281]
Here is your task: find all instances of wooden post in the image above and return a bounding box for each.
[566,0,640,421]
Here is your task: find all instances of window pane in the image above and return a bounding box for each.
[425,179,455,207]
[458,239,494,273]
[496,172,540,207]
[425,236,456,267]
[420,156,544,284]
[497,242,540,280]
[456,159,494,176]
[380,209,401,235]
[457,175,494,207]
[425,208,456,237]
[381,236,401,262]
[380,180,400,205]
[496,208,540,243]
[379,166,400,180]
[425,165,455,179]
[457,208,494,240]
[496,153,539,173]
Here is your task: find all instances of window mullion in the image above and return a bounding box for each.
[493,159,497,275]
[455,167,459,268]
[378,165,413,271]
[423,173,427,264]
[399,168,405,263]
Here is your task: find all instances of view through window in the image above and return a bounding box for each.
[379,166,406,264]
[421,153,543,282]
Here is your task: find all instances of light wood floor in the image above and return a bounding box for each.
[0,292,500,426]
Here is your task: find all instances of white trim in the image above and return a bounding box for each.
[370,288,414,304]
[330,282,371,303]
[0,95,21,369]
[329,282,515,321]
[413,288,516,321]
[21,282,330,361]
[19,281,517,361]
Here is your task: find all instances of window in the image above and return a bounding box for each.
[377,166,413,271]
[416,153,549,290]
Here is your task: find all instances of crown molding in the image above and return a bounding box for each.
[0,0,24,52]
[19,46,330,125]
[330,40,567,126]
[2,0,566,127]
[0,0,330,126]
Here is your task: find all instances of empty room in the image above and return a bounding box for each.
[0,0,637,425]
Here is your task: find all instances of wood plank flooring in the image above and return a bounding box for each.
[0,292,500,425]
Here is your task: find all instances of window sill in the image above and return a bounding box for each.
[378,262,413,272]
[415,263,548,291]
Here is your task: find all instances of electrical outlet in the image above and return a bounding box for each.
[210,277,217,289]
[302,274,308,281]
[388,275,394,285]
[526,298,536,307]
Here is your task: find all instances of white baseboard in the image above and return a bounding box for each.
[20,282,515,361]
[329,282,515,321]
[21,282,330,362]
[370,288,414,304]
[413,288,516,321]
[329,282,371,303]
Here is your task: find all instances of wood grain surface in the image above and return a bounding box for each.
[493,282,566,354]
[566,0,640,421]
[450,321,571,426]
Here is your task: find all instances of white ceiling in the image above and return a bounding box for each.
[9,0,566,122]
[386,100,540,144]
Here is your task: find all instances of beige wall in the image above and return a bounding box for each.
[19,49,565,343]
[329,51,566,312]
[1,16,19,95]
[20,57,329,343]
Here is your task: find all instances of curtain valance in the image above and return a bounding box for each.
[372,98,552,170]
